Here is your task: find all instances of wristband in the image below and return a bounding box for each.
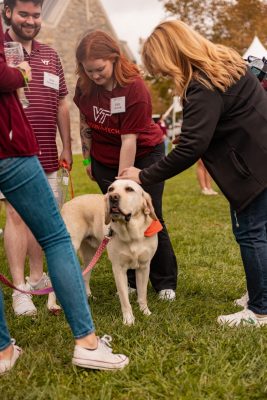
[83,158,91,166]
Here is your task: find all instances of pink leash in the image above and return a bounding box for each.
[0,234,112,296]
[82,235,111,276]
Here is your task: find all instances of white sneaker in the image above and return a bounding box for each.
[12,283,37,316]
[201,187,210,195]
[201,188,218,195]
[0,339,23,375]
[116,286,136,296]
[26,272,51,290]
[128,286,137,295]
[217,309,267,327]
[158,289,176,301]
[234,291,249,308]
[72,335,129,370]
[207,188,218,195]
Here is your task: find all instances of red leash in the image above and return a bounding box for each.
[0,234,112,296]
[0,275,54,295]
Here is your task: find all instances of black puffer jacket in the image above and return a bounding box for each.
[140,69,267,212]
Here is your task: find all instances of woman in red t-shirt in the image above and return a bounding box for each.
[74,30,178,300]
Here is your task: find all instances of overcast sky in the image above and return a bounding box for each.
[101,0,167,62]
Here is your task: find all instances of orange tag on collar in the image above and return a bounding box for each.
[144,220,163,237]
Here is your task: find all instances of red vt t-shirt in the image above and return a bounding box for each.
[74,77,163,167]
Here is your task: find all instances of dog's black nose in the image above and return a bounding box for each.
[109,193,120,206]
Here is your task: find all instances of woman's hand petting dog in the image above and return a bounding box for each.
[116,167,142,184]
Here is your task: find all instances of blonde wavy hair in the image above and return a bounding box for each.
[142,20,246,99]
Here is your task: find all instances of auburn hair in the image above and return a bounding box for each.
[142,20,246,99]
[76,30,140,96]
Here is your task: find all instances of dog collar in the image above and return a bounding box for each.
[144,220,163,237]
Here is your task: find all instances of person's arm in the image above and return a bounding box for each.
[118,134,137,175]
[57,97,73,169]
[0,20,26,91]
[79,111,93,179]
[120,82,224,185]
[140,83,223,185]
[0,57,30,92]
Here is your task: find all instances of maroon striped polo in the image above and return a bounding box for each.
[5,31,68,172]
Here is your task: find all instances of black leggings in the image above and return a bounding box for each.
[91,143,178,291]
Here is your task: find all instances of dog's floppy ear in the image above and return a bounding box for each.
[104,194,111,225]
[142,191,157,220]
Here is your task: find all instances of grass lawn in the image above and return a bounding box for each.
[1,154,267,400]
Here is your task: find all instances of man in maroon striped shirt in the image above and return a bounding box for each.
[1,0,72,316]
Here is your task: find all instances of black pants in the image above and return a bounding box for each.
[91,143,178,291]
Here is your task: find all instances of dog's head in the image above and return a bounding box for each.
[105,179,157,224]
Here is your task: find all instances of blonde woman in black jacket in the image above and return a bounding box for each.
[119,20,267,327]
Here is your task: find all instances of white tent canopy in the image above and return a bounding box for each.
[243,36,267,60]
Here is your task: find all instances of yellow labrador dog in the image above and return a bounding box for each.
[60,179,160,325]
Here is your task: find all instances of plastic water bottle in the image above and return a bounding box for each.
[57,167,69,209]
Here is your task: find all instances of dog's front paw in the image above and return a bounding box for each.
[48,305,62,316]
[85,287,91,297]
[123,312,135,326]
[140,305,151,316]
[47,292,61,315]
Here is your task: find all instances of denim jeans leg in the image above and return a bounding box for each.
[0,288,12,350]
[0,156,95,339]
[230,188,267,314]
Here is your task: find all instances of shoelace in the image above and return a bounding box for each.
[99,335,113,353]
[162,289,173,297]
[167,290,173,294]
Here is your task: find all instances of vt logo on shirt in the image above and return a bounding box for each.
[41,59,50,65]
[93,106,111,124]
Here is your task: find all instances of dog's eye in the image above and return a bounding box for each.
[125,186,134,192]
[108,187,114,193]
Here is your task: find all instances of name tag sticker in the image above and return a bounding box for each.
[110,96,126,114]
[43,72,59,90]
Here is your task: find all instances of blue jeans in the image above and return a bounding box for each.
[231,188,267,315]
[0,156,95,351]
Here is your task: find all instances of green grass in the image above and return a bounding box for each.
[1,154,267,400]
